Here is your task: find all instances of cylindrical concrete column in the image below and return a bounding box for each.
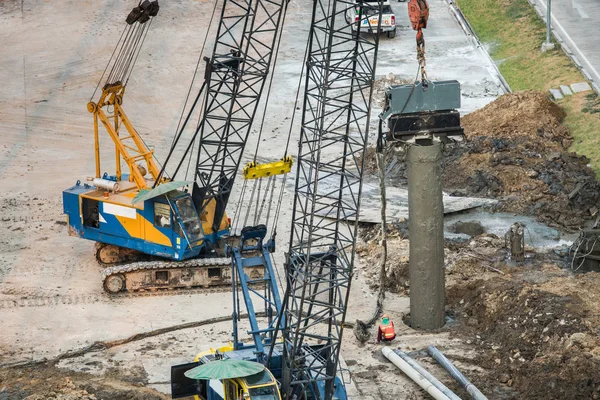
[407,143,445,329]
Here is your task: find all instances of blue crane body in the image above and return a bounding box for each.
[62,0,288,294]
[63,176,228,261]
[170,226,348,400]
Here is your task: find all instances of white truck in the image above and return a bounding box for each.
[346,1,397,38]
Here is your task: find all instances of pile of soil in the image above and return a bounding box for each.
[364,90,600,231]
[356,232,409,294]
[448,274,600,399]
[443,90,600,231]
[0,365,166,400]
[23,378,97,400]
[355,208,600,398]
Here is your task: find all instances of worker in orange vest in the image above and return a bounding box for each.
[377,314,396,343]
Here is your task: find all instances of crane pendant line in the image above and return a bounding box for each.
[191,0,288,233]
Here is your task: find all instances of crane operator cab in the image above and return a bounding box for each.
[63,177,229,264]
[218,370,281,400]
[63,178,230,263]
[171,371,281,400]
[171,347,282,400]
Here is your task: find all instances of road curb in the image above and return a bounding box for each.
[528,0,599,95]
[443,0,511,94]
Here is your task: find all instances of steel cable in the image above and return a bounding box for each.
[125,19,154,85]
[171,0,220,149]
[91,26,127,102]
[251,0,291,163]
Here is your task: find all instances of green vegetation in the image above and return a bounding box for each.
[456,0,600,173]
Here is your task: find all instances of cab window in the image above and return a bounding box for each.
[248,385,277,400]
[245,371,278,400]
[245,371,273,386]
[224,380,240,400]
[154,203,171,228]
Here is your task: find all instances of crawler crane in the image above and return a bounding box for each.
[63,0,288,294]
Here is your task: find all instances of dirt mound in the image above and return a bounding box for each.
[356,227,409,294]
[24,378,97,400]
[355,211,600,398]
[448,276,600,399]
[361,90,600,231]
[443,91,600,231]
[460,90,570,144]
[0,365,166,400]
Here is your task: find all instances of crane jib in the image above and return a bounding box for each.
[161,0,287,234]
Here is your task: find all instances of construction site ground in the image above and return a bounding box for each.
[2,1,595,399]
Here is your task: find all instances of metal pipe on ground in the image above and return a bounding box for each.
[427,345,488,400]
[382,346,452,400]
[394,349,462,400]
[407,142,445,329]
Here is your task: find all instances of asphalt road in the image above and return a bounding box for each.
[532,0,600,90]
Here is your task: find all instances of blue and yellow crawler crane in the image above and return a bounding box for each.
[63,0,291,294]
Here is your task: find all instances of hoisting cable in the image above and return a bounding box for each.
[252,0,290,163]
[356,1,427,342]
[353,151,388,343]
[360,64,423,343]
[153,0,220,186]
[182,114,200,182]
[266,18,311,239]
[108,1,158,88]
[175,76,229,179]
[88,0,163,182]
[90,26,127,102]
[232,179,249,235]
[408,0,429,85]
[170,0,220,149]
[377,0,430,153]
[91,0,160,100]
[124,18,154,85]
[236,0,297,239]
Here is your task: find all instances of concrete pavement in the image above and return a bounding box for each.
[531,0,600,92]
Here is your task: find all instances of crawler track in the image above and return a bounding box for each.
[0,285,255,309]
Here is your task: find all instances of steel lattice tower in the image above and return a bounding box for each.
[282,1,382,398]
[190,0,286,231]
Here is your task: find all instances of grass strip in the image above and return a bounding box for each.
[456,0,600,174]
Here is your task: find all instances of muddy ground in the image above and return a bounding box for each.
[0,366,167,400]
[353,89,600,398]
[368,90,600,232]
[356,226,600,399]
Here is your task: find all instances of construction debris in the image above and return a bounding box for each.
[373,73,411,107]
[0,368,167,400]
[504,222,525,262]
[447,260,600,399]
[366,90,600,231]
[393,349,462,400]
[443,90,600,231]
[381,347,453,400]
[427,345,488,400]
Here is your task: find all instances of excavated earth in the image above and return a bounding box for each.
[353,90,600,399]
[0,366,166,400]
[356,230,600,400]
[366,90,600,231]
